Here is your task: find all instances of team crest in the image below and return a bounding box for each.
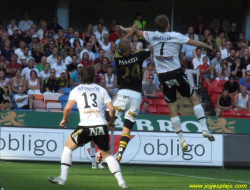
[207,117,235,133]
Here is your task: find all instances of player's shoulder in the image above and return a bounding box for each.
[115,50,123,58]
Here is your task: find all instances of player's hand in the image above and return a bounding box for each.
[107,122,116,130]
[60,119,69,128]
[131,23,138,32]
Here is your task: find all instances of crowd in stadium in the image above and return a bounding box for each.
[0,10,249,116]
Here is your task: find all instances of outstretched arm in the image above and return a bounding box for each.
[120,25,144,39]
[186,39,213,53]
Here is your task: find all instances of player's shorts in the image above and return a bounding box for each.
[113,89,142,123]
[158,68,194,103]
[71,125,110,151]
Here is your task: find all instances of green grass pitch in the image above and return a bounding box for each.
[0,162,249,190]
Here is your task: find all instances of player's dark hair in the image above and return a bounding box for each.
[82,66,95,84]
[154,14,169,32]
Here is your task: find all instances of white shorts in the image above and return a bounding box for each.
[113,89,142,122]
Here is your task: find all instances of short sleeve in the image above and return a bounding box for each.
[174,33,189,45]
[68,89,77,101]
[103,88,111,104]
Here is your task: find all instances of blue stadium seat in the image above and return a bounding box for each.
[61,88,71,95]
[94,53,99,58]
[59,95,69,104]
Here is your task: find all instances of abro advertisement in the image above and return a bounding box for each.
[0,127,223,166]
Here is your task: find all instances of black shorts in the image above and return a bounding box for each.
[71,125,110,151]
[159,68,194,103]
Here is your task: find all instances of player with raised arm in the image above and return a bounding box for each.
[48,66,129,189]
[103,24,151,163]
[120,15,215,152]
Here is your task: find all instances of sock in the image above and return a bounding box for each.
[171,116,185,144]
[60,146,73,181]
[194,104,209,131]
[105,155,125,185]
[90,146,96,166]
[119,134,130,155]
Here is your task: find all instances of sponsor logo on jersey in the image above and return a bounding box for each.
[77,86,100,92]
[118,57,138,65]
[152,35,171,41]
[165,79,180,88]
[145,31,148,36]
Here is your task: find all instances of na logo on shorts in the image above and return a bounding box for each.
[89,126,105,136]
[165,79,180,88]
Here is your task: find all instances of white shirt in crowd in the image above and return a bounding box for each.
[37,29,44,40]
[40,70,50,82]
[64,56,73,65]
[15,94,28,108]
[192,55,210,70]
[15,48,32,63]
[51,63,67,77]
[70,38,84,47]
[143,31,189,73]
[18,20,34,32]
[185,33,199,41]
[47,55,58,66]
[93,25,107,33]
[246,64,250,71]
[69,83,111,126]
[100,42,111,51]
[21,67,41,79]
[220,49,230,59]
[94,31,109,43]
[79,50,95,62]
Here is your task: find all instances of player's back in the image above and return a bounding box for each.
[115,49,150,93]
[143,31,189,73]
[69,83,111,126]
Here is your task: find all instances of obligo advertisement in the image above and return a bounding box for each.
[0,127,223,166]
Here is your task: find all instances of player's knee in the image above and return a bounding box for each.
[123,118,135,130]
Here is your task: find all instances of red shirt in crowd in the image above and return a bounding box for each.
[6,62,22,76]
[109,32,120,43]
[199,64,210,79]
[79,60,93,67]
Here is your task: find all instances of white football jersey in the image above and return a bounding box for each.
[69,84,111,126]
[143,31,189,73]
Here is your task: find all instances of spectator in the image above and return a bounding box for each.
[65,26,74,39]
[40,29,52,45]
[15,40,29,63]
[47,47,58,66]
[70,31,84,48]
[199,56,214,87]
[89,34,100,53]
[209,10,230,32]
[142,56,152,71]
[11,69,26,94]
[101,65,118,95]
[6,54,22,78]
[226,22,239,45]
[104,43,116,63]
[51,56,67,78]
[218,38,226,52]
[192,14,207,32]
[29,35,42,54]
[94,22,108,43]
[239,70,250,95]
[32,45,44,64]
[108,19,117,33]
[14,86,34,109]
[205,34,216,59]
[22,46,33,62]
[234,86,250,110]
[67,55,78,78]
[22,58,39,77]
[240,48,250,67]
[73,39,83,58]
[44,40,55,56]
[58,70,68,88]
[24,28,36,45]
[234,39,243,53]
[224,75,239,95]
[143,63,155,83]
[65,48,75,66]
[131,34,143,51]
[195,22,205,41]
[20,56,28,69]
[133,12,146,47]
[55,31,65,51]
[18,11,34,33]
[215,31,226,47]
[181,34,196,69]
[39,62,50,84]
[185,26,199,41]
[82,24,93,44]
[142,74,157,99]
[0,61,6,74]
[43,68,64,94]
[60,42,71,60]
[221,40,232,59]
[26,70,41,95]
[216,88,233,117]
[47,16,64,38]
[201,29,210,43]
[1,40,14,64]
[109,24,121,43]
[94,49,105,65]
[210,22,221,39]
[94,63,102,84]
[231,57,246,80]
[7,18,19,36]
[79,41,95,62]
[211,51,222,67]
[0,32,14,50]
[70,64,82,88]
[99,33,110,52]
[215,59,230,81]
[99,78,115,99]
[93,19,107,33]
[0,70,11,94]
[101,63,108,74]
[238,32,249,45]
[226,49,236,66]
[139,100,152,114]
[37,20,47,40]
[80,52,93,67]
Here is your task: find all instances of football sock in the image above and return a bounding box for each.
[171,116,185,144]
[118,134,130,155]
[194,104,209,131]
[105,155,125,185]
[90,146,96,166]
[60,146,72,181]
